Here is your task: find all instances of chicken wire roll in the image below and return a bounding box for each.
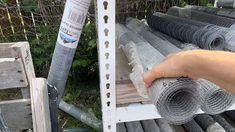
[116,24,201,124]
[125,19,235,115]
[198,79,234,115]
[217,0,235,9]
[147,12,226,50]
[167,6,235,28]
[181,44,235,114]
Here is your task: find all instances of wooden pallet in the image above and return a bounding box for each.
[0,42,51,132]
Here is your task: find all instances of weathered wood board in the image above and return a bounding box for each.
[116,82,149,104]
[11,42,36,98]
[0,58,28,89]
[0,41,35,98]
[0,99,33,131]
[30,78,51,132]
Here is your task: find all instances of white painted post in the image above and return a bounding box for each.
[96,0,116,131]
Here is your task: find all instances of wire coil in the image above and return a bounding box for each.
[147,12,226,50]
[116,24,201,124]
[126,18,234,115]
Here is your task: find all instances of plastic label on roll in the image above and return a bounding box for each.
[57,0,90,48]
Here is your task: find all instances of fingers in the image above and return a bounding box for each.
[143,53,185,88]
[143,64,164,88]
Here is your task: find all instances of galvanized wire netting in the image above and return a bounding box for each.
[184,5,235,19]
[217,0,235,9]
[115,0,183,24]
[167,6,235,28]
[116,24,201,124]
[147,12,226,50]
[126,18,234,115]
[166,6,235,51]
[195,114,226,132]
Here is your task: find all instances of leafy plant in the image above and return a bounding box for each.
[29,25,58,77]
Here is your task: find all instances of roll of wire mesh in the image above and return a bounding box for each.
[167,6,235,51]
[182,119,204,132]
[167,6,235,28]
[147,12,226,50]
[0,111,9,132]
[125,18,234,115]
[185,5,235,20]
[194,114,226,132]
[212,114,235,132]
[116,24,201,124]
[216,0,235,9]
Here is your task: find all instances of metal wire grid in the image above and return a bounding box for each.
[167,6,235,28]
[117,24,201,124]
[147,12,226,50]
[125,17,234,115]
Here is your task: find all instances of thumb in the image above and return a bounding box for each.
[143,64,164,88]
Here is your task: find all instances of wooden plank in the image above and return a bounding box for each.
[0,47,12,58]
[11,42,35,80]
[0,58,28,89]
[30,78,51,132]
[0,99,32,131]
[0,42,35,98]
[11,42,36,98]
[116,82,149,104]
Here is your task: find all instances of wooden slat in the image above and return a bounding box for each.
[30,78,51,132]
[0,48,12,58]
[116,82,149,104]
[0,99,32,131]
[11,42,36,98]
[0,58,28,89]
[0,42,35,98]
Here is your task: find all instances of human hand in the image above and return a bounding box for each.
[143,51,191,88]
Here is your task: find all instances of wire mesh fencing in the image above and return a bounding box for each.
[147,12,227,50]
[117,24,202,124]
[126,17,234,115]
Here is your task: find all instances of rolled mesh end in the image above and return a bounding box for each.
[201,90,234,115]
[207,33,225,50]
[211,37,225,50]
[149,78,201,124]
[194,27,226,50]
